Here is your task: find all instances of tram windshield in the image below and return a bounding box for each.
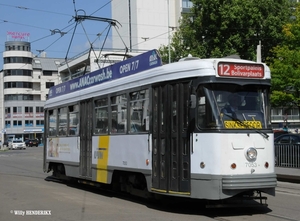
[196,83,271,130]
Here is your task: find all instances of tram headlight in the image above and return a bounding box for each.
[245,147,257,161]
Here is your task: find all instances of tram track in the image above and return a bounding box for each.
[276,182,300,196]
[209,211,299,221]
[46,175,300,221]
[2,170,300,221]
[265,213,300,221]
[0,153,46,180]
[2,150,299,221]
[0,172,45,181]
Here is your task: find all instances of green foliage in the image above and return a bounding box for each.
[158,0,298,110]
[268,5,300,108]
[270,91,295,107]
[159,0,291,63]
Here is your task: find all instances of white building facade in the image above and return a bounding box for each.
[111,0,193,52]
[1,40,62,143]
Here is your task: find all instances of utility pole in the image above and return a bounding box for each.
[168,0,171,63]
[128,0,132,52]
[256,40,261,62]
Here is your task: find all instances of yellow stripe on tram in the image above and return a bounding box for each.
[96,136,110,183]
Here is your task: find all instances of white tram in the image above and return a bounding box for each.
[43,50,276,203]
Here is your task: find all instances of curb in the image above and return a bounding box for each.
[277,174,300,184]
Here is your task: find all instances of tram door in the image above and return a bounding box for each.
[152,83,190,194]
[79,99,93,179]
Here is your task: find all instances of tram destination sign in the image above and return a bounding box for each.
[48,50,162,99]
[217,62,264,79]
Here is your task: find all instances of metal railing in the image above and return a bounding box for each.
[271,115,300,121]
[274,144,300,168]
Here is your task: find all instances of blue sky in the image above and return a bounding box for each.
[0,0,112,67]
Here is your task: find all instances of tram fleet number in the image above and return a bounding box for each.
[245,162,257,167]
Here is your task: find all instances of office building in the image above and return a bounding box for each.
[1,38,62,143]
[111,0,193,52]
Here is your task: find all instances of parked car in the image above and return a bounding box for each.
[274,134,300,144]
[9,140,26,150]
[25,139,39,147]
[3,139,12,147]
[274,134,300,167]
[273,130,289,140]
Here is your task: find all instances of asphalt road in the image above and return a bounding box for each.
[0,147,300,221]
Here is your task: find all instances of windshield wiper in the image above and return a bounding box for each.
[223,113,269,139]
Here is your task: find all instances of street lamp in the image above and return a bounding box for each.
[168,0,171,64]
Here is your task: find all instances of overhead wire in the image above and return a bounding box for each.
[1,1,113,80]
[0,3,71,17]
[1,1,114,97]
[1,0,175,68]
[1,1,171,55]
[1,1,114,59]
[90,1,111,16]
[1,0,177,99]
[64,0,130,76]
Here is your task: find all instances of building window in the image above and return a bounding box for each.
[13,107,22,117]
[13,106,22,113]
[25,107,34,118]
[13,120,22,127]
[4,69,32,77]
[25,107,33,113]
[5,107,11,114]
[4,57,32,64]
[43,71,53,76]
[13,107,22,118]
[46,82,55,88]
[36,107,44,113]
[5,121,11,128]
[36,120,44,126]
[4,94,34,101]
[25,120,34,127]
[4,82,33,89]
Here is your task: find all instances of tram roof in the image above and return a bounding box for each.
[45,50,271,109]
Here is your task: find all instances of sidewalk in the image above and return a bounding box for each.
[276,167,300,183]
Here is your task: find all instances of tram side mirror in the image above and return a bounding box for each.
[190,94,196,108]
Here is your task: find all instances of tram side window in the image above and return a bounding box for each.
[48,109,57,136]
[153,88,158,133]
[58,107,67,136]
[111,94,127,133]
[129,89,149,133]
[68,104,79,136]
[94,98,108,134]
[196,88,218,129]
[197,96,206,128]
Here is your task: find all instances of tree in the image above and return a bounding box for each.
[268,5,300,112]
[159,0,292,63]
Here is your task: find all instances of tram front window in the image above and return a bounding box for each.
[196,84,271,130]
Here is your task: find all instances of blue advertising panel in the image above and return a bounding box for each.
[48,49,162,99]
